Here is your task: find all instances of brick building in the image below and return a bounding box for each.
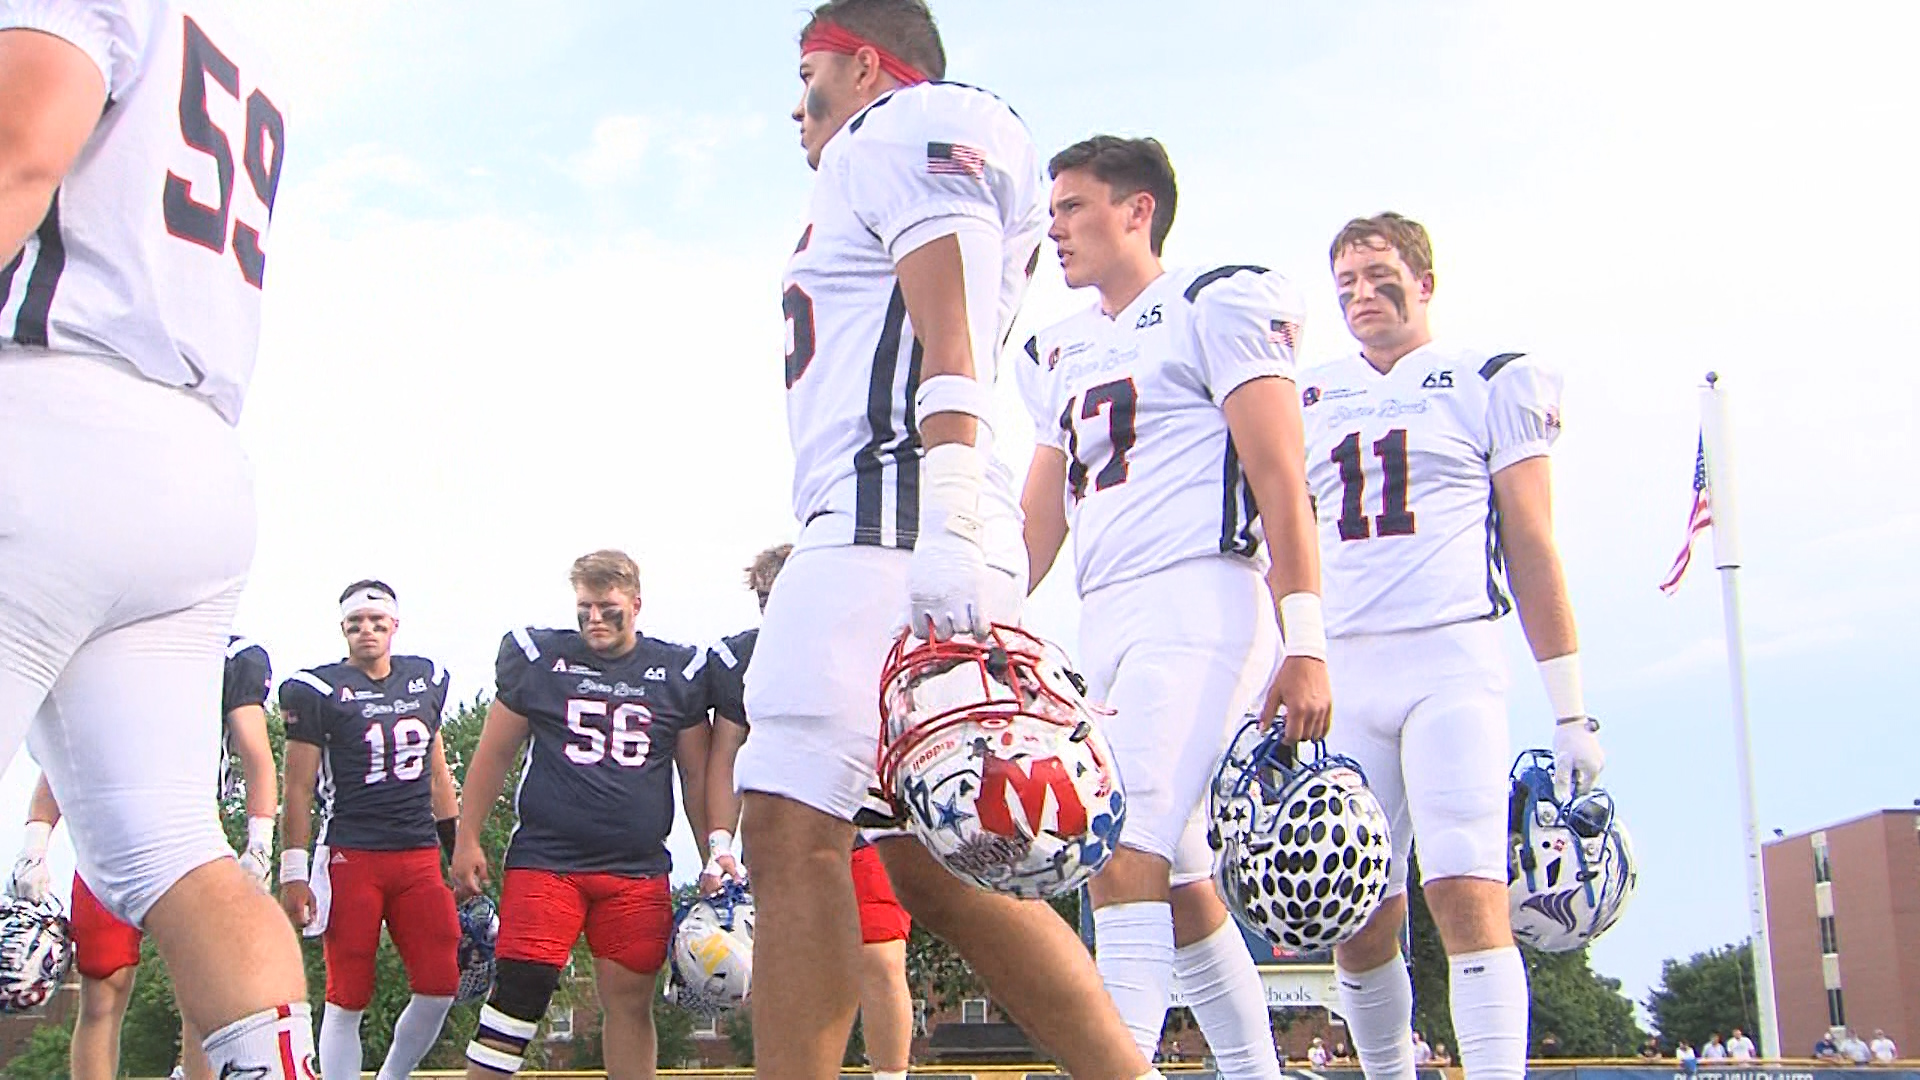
[0,975,78,1063]
[1763,808,1920,1057]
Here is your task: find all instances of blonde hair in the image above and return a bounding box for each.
[745,544,793,597]
[1329,212,1434,278]
[569,549,641,595]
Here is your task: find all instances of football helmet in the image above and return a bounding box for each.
[667,881,754,1016]
[876,624,1125,900]
[0,894,73,1013]
[1207,720,1391,952]
[454,894,500,1005]
[1507,748,1636,952]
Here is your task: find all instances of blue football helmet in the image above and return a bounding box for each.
[1507,748,1636,952]
[454,894,499,1005]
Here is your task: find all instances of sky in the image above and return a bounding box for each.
[4,0,1919,1020]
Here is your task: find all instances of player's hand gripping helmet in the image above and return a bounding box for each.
[667,881,755,1017]
[454,894,500,1006]
[877,624,1126,900]
[0,894,73,1013]
[1507,748,1636,952]
[1207,720,1392,953]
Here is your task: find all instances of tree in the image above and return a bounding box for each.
[2,1017,72,1080]
[1645,941,1760,1051]
[726,1009,754,1065]
[1406,857,1644,1056]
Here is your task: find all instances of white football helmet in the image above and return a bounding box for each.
[667,882,754,1016]
[1208,720,1392,953]
[876,624,1125,901]
[454,894,500,1006]
[0,894,73,1013]
[1507,748,1636,952]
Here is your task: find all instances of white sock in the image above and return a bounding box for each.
[1174,919,1282,1080]
[377,994,454,1080]
[201,1003,318,1080]
[318,1003,364,1080]
[1449,947,1529,1080]
[1094,901,1176,1061]
[874,1072,909,1080]
[1335,957,1416,1080]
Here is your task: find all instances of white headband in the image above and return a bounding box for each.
[340,588,399,621]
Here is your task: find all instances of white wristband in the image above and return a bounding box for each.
[914,374,996,431]
[20,820,52,859]
[247,816,275,850]
[1538,653,1585,721]
[279,849,309,884]
[707,829,734,860]
[1278,592,1328,661]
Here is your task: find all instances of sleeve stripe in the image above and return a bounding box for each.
[226,636,260,659]
[1183,264,1268,303]
[289,671,332,695]
[713,639,740,669]
[1478,352,1526,381]
[681,649,710,681]
[511,627,540,662]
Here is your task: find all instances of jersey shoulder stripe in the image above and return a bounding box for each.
[512,626,540,662]
[1479,351,1527,381]
[681,649,710,681]
[227,635,263,659]
[1183,264,1268,303]
[288,670,333,695]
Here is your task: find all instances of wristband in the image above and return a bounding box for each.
[437,818,458,859]
[708,830,734,860]
[20,820,52,859]
[279,849,310,884]
[246,816,275,850]
[1278,592,1328,661]
[1538,653,1585,721]
[914,374,996,429]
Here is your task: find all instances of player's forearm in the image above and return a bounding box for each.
[1226,380,1322,602]
[228,707,279,822]
[1504,528,1578,661]
[279,765,316,853]
[25,773,60,826]
[457,717,522,842]
[706,754,742,844]
[1019,450,1070,593]
[897,233,985,450]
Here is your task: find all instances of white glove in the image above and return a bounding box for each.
[10,821,53,903]
[907,443,992,640]
[1552,717,1605,803]
[236,816,275,890]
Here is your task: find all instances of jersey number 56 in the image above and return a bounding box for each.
[564,700,654,767]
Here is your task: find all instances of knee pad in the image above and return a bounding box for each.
[466,959,561,1076]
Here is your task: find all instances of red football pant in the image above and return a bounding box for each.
[71,873,142,980]
[321,846,459,1009]
[496,868,671,975]
[852,845,911,944]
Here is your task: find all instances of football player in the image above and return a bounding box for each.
[0,1,311,1072]
[734,3,1154,1079]
[279,581,462,1080]
[1017,135,1328,1080]
[704,543,916,1080]
[1302,214,1604,1080]
[452,550,714,1080]
[7,636,277,1080]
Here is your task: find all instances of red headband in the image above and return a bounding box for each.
[801,22,928,86]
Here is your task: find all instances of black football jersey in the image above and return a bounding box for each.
[706,629,758,728]
[496,628,711,877]
[280,655,450,851]
[218,635,273,802]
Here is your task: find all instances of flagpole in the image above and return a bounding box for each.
[1700,371,1781,1058]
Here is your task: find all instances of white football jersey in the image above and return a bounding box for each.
[1299,342,1563,637]
[1017,265,1305,596]
[0,0,283,425]
[782,82,1045,570]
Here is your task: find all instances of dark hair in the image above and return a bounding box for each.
[338,579,396,603]
[1329,212,1434,278]
[801,0,946,81]
[1047,135,1178,255]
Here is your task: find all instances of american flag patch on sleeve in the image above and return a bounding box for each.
[927,141,986,178]
[1269,319,1298,349]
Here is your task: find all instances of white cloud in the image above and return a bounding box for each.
[565,115,654,189]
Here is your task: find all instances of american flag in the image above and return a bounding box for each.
[927,141,986,179]
[1658,434,1713,594]
[1269,318,1298,349]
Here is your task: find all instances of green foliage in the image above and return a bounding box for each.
[1645,941,1760,1051]
[726,1009,754,1064]
[655,970,698,1066]
[1406,858,1643,1057]
[121,940,185,1074]
[2,1015,73,1080]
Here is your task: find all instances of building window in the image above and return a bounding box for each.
[692,1013,720,1038]
[1827,987,1847,1028]
[961,998,990,1024]
[1819,915,1841,955]
[546,1004,574,1042]
[1813,836,1832,883]
[913,998,929,1037]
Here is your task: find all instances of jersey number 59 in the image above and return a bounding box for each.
[162,16,285,289]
